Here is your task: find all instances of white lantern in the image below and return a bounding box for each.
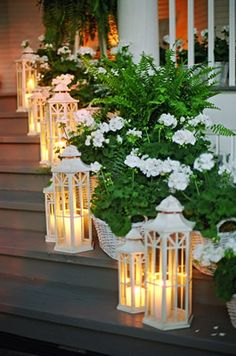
[43,182,56,243]
[46,82,78,165]
[117,224,145,314]
[27,87,47,135]
[52,145,93,253]
[16,46,37,112]
[143,195,194,330]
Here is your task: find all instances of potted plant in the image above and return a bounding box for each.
[69,47,235,243]
[193,238,236,327]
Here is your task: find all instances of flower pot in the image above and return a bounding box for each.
[92,216,125,259]
[226,294,236,328]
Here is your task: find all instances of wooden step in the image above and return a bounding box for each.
[0,163,51,192]
[0,112,28,135]
[0,190,45,232]
[0,93,17,113]
[0,273,235,356]
[0,135,40,163]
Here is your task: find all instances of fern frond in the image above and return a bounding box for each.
[211,124,235,136]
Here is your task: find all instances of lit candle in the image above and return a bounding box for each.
[27,78,35,91]
[150,279,172,320]
[64,214,82,247]
[126,286,145,308]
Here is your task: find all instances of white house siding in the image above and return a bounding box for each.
[0,0,43,94]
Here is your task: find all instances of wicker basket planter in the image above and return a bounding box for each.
[227,294,236,328]
[92,216,125,259]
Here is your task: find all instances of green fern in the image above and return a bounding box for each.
[211,124,235,136]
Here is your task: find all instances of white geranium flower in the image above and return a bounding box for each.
[201,29,208,38]
[91,130,105,147]
[109,116,125,132]
[218,164,232,175]
[172,129,196,145]
[180,116,186,123]
[90,161,102,172]
[57,46,71,55]
[127,128,142,138]
[139,158,162,177]
[124,153,140,168]
[99,122,110,133]
[116,135,123,144]
[190,113,212,128]
[77,47,96,57]
[159,113,177,128]
[74,109,95,127]
[85,135,91,146]
[97,67,107,74]
[45,43,53,49]
[168,171,190,191]
[194,153,215,172]
[38,35,45,42]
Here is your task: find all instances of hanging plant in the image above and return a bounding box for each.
[37,0,117,55]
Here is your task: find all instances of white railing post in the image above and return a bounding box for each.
[208,0,215,66]
[187,0,195,67]
[229,0,236,86]
[169,0,176,62]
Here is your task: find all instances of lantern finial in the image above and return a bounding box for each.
[156,195,184,213]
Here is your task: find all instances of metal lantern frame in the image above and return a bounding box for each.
[16,46,37,112]
[46,83,78,166]
[143,195,194,330]
[52,145,93,254]
[117,225,146,314]
[43,182,56,243]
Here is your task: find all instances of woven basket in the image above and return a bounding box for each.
[92,216,125,260]
[191,231,217,276]
[226,294,236,328]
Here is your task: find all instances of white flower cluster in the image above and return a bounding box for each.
[90,161,102,172]
[193,237,236,267]
[194,153,215,172]
[172,129,196,146]
[77,47,96,57]
[57,46,72,56]
[85,116,125,148]
[188,113,212,129]
[52,74,74,86]
[124,151,192,191]
[126,128,142,138]
[74,109,95,127]
[110,40,130,55]
[159,113,177,128]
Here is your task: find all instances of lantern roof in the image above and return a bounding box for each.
[144,195,195,233]
[52,145,91,173]
[18,46,37,61]
[29,87,45,100]
[48,90,78,104]
[116,225,145,254]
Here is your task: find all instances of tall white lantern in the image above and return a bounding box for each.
[52,145,93,253]
[46,82,78,166]
[117,225,146,314]
[143,195,194,330]
[27,87,47,135]
[43,182,56,243]
[16,46,37,112]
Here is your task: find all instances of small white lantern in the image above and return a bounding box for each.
[52,145,93,253]
[16,46,37,112]
[143,195,194,330]
[43,182,56,243]
[27,87,47,135]
[46,81,78,165]
[117,224,145,314]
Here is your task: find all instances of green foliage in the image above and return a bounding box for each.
[37,0,117,52]
[214,256,236,301]
[211,123,235,137]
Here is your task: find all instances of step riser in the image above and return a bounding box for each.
[0,209,46,232]
[0,96,17,112]
[1,118,28,135]
[0,173,51,192]
[0,144,40,162]
[0,254,118,292]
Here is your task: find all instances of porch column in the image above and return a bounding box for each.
[118,0,159,64]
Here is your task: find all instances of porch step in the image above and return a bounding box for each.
[0,163,51,192]
[0,112,28,135]
[0,228,117,291]
[0,273,235,356]
[0,190,45,232]
[0,93,17,112]
[0,135,40,163]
